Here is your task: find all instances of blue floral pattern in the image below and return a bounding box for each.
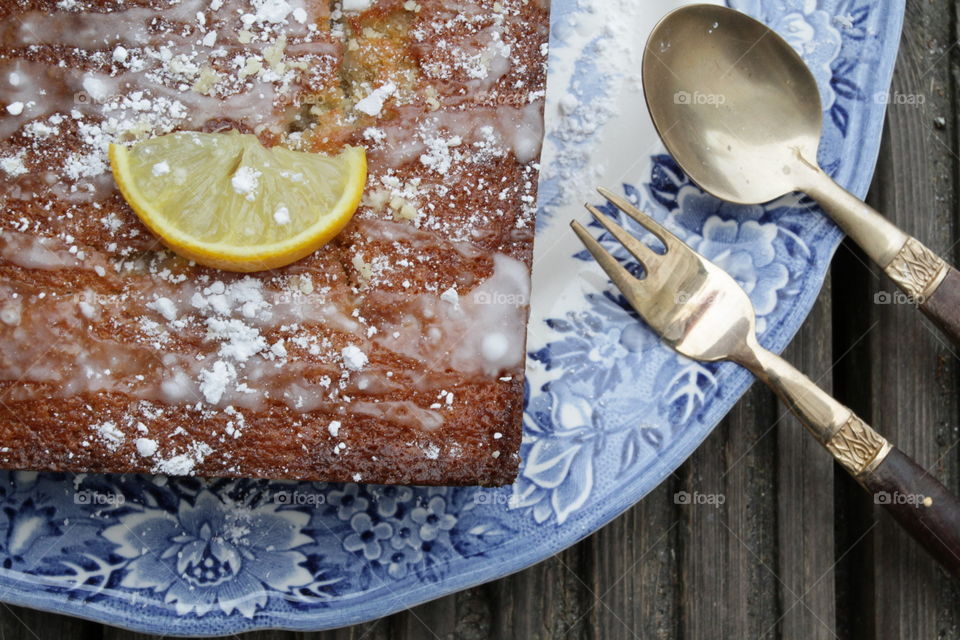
[102,489,314,617]
[0,1,904,635]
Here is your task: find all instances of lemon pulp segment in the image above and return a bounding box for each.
[110,131,366,272]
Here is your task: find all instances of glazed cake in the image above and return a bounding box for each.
[0,0,548,485]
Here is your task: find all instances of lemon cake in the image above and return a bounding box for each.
[0,0,548,485]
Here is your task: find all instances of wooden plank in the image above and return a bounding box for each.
[474,544,594,639]
[583,482,680,640]
[678,384,781,638]
[831,240,878,640]
[775,278,837,640]
[305,621,389,640]
[832,1,960,638]
[102,625,296,639]
[386,586,489,639]
[0,603,99,640]
[383,594,460,639]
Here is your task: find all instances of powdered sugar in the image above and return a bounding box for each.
[199,360,237,404]
[249,0,295,24]
[147,296,177,322]
[153,442,213,475]
[342,0,373,11]
[341,345,368,371]
[537,0,648,214]
[135,437,158,457]
[354,82,396,117]
[92,421,125,451]
[0,153,26,177]
[440,287,459,308]
[231,166,262,201]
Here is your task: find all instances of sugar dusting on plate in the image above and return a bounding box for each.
[538,0,647,215]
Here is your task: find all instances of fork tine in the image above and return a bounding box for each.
[597,186,683,252]
[585,203,659,271]
[570,220,648,308]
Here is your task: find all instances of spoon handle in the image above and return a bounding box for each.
[801,171,960,347]
[895,251,960,346]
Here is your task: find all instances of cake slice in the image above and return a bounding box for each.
[0,0,547,485]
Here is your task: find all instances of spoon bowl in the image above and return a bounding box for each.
[642,3,822,204]
[642,3,960,351]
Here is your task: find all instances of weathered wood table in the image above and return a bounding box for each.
[5,3,960,638]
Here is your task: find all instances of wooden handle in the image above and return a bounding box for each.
[860,447,960,577]
[920,265,960,348]
[751,348,960,576]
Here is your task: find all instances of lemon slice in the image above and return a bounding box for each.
[110,131,366,272]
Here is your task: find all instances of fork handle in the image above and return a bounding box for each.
[746,346,960,577]
[859,447,960,576]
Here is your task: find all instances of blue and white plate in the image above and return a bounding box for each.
[0,1,904,635]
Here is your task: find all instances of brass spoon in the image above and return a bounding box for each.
[643,4,960,346]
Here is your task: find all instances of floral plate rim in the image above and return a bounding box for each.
[0,1,906,636]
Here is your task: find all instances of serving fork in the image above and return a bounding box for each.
[572,188,960,577]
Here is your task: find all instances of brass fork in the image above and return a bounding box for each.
[572,188,960,577]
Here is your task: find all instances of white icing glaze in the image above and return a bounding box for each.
[0,230,83,270]
[0,287,164,399]
[12,0,204,47]
[0,230,115,273]
[353,217,485,260]
[10,0,324,48]
[0,62,283,142]
[342,0,374,12]
[501,101,545,164]
[0,0,337,203]
[351,401,444,431]
[370,102,545,170]
[374,253,530,377]
[0,250,528,417]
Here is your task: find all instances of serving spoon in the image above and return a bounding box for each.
[642,3,960,347]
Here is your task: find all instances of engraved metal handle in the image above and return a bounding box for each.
[740,345,960,577]
[880,238,960,349]
[800,169,960,348]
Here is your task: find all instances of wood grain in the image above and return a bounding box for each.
[678,384,780,639]
[775,275,837,640]
[862,1,960,638]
